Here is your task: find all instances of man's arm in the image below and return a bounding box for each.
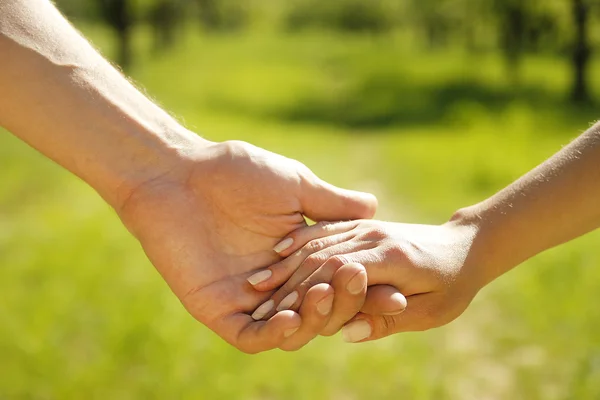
[0,0,197,209]
[0,0,379,352]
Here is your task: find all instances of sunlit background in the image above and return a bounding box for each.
[2,0,600,398]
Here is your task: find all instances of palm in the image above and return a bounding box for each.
[118,141,376,352]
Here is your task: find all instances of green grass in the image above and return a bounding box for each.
[1,25,600,399]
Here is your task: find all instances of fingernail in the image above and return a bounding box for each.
[346,271,367,295]
[276,291,298,312]
[247,269,272,286]
[342,320,372,343]
[382,293,407,316]
[284,327,299,338]
[273,238,294,253]
[251,300,274,320]
[316,294,334,316]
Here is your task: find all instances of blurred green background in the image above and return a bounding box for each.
[2,0,600,399]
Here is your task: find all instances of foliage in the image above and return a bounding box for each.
[2,24,600,398]
[285,0,398,33]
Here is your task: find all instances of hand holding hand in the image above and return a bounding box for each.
[249,219,481,342]
[117,139,378,352]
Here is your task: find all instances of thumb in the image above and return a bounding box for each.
[341,294,433,343]
[299,175,378,222]
[360,285,407,316]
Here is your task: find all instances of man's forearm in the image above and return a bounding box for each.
[453,124,600,287]
[0,0,204,209]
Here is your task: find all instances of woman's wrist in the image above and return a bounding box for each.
[447,204,514,291]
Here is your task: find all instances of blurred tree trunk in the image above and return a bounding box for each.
[98,0,133,70]
[499,4,526,87]
[197,0,220,31]
[150,0,181,53]
[571,0,591,103]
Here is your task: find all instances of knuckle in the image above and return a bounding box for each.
[317,221,336,233]
[304,239,325,253]
[314,221,328,230]
[327,255,348,268]
[382,244,407,261]
[366,227,389,241]
[378,315,399,335]
[296,279,322,300]
[301,254,326,270]
[223,140,251,156]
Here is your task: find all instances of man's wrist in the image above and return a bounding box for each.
[92,123,211,212]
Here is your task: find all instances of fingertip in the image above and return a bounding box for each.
[360,285,406,316]
[355,191,378,219]
[247,269,273,288]
[272,309,302,328]
[382,292,407,315]
[304,283,335,317]
[342,265,367,296]
[304,282,335,302]
[342,317,373,343]
[273,237,294,254]
[337,189,378,220]
[234,310,302,354]
[270,310,303,341]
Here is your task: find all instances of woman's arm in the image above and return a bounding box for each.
[248,123,600,341]
[456,124,600,288]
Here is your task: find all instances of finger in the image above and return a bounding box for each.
[185,274,274,323]
[248,231,358,292]
[257,247,376,320]
[299,173,378,222]
[272,220,359,257]
[224,310,302,354]
[341,293,438,343]
[320,263,367,336]
[360,285,407,316]
[182,275,301,354]
[279,283,334,351]
[260,252,351,320]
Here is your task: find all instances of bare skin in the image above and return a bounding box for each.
[249,124,600,342]
[0,0,388,352]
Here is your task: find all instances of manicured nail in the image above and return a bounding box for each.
[342,320,372,343]
[346,271,367,295]
[247,269,272,286]
[382,293,407,316]
[284,327,299,338]
[251,299,274,320]
[273,238,294,253]
[276,291,298,312]
[316,294,334,316]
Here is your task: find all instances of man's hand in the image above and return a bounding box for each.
[117,139,377,352]
[0,0,377,353]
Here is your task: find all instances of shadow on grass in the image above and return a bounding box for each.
[275,77,599,130]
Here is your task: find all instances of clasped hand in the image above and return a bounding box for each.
[117,137,484,353]
[249,219,482,345]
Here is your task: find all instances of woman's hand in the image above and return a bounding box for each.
[248,219,483,342]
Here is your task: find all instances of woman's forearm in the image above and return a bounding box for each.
[454,124,600,286]
[0,0,205,209]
